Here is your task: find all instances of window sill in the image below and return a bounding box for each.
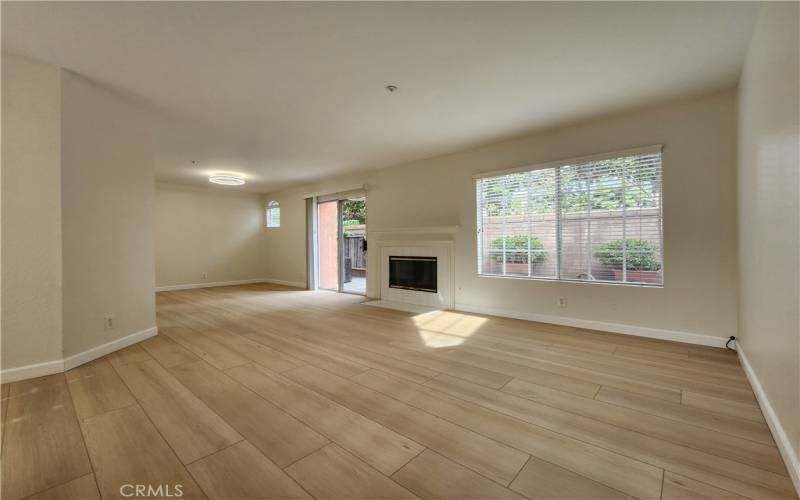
[477,273,663,288]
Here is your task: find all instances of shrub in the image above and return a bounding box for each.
[342,199,366,224]
[594,239,661,271]
[490,235,547,264]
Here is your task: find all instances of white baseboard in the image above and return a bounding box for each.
[262,278,307,289]
[155,278,307,292]
[0,358,65,384]
[155,278,268,292]
[738,346,800,495]
[1,326,158,384]
[63,326,158,371]
[454,303,728,348]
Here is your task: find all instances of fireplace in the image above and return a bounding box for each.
[389,256,437,293]
[379,243,451,308]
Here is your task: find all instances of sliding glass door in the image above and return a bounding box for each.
[317,200,339,291]
[341,197,367,294]
[315,196,367,294]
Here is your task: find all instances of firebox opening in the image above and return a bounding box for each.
[389,256,437,293]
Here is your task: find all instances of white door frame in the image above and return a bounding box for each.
[310,192,367,295]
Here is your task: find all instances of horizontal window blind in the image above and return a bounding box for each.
[476,147,663,286]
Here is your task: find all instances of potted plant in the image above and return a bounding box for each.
[594,239,661,283]
[490,235,548,274]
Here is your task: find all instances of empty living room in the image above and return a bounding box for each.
[2,2,799,499]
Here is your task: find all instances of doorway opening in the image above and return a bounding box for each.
[316,195,367,295]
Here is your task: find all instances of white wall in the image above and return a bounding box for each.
[736,2,800,485]
[1,54,63,368]
[60,70,157,357]
[1,54,158,378]
[155,183,267,287]
[264,90,739,342]
[261,192,307,287]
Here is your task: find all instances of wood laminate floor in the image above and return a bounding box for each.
[1,284,796,499]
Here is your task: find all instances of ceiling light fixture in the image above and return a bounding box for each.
[386,85,398,93]
[209,174,245,186]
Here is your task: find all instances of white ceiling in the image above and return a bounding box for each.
[2,2,757,193]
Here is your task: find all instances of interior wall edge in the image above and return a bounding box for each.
[738,346,800,495]
[59,68,157,361]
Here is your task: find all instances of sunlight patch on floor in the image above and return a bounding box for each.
[412,310,487,347]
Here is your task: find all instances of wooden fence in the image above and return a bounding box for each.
[344,236,366,271]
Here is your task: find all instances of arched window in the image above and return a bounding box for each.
[266,200,280,228]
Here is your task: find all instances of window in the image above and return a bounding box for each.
[476,146,663,286]
[266,201,280,228]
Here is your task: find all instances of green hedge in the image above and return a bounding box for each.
[594,239,661,271]
[490,235,548,264]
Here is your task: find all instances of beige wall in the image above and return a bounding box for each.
[1,54,158,374]
[737,1,800,471]
[264,90,739,341]
[60,70,157,357]
[155,184,267,287]
[1,54,63,368]
[261,192,308,286]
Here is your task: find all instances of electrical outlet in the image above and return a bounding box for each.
[201,272,208,280]
[557,297,568,308]
[104,315,114,330]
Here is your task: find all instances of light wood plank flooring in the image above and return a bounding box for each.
[1,284,796,499]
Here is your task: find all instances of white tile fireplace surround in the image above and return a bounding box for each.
[379,242,453,309]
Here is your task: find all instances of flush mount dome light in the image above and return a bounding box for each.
[209,174,245,186]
